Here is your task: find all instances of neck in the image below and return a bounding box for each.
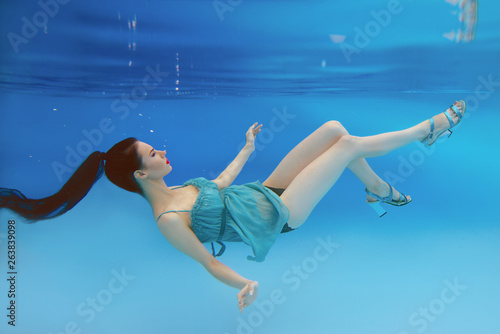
[141,178,176,219]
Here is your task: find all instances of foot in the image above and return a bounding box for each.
[422,101,466,145]
[366,182,411,204]
[432,101,465,134]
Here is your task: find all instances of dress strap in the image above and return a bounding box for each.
[210,206,228,258]
[156,184,189,221]
[156,210,191,222]
[211,242,226,257]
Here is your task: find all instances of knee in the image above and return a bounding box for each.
[336,134,361,150]
[323,120,349,136]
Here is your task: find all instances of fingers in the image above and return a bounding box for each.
[239,300,248,312]
[251,124,262,134]
[250,122,262,130]
[237,296,251,312]
[237,292,248,311]
[238,297,246,312]
[238,282,258,312]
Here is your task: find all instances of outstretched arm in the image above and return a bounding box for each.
[214,122,262,189]
[157,214,258,311]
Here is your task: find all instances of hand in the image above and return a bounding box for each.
[237,281,259,312]
[245,122,262,150]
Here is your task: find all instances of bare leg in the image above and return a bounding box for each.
[347,158,387,197]
[346,158,407,204]
[263,121,399,201]
[281,121,428,228]
[269,101,464,225]
[348,99,465,202]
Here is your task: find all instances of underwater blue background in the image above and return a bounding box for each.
[1,0,499,333]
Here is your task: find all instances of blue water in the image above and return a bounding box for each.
[1,0,499,333]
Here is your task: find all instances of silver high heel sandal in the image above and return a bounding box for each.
[421,100,466,146]
[365,182,412,217]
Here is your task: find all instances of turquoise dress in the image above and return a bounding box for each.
[156,177,290,262]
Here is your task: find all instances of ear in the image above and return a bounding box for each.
[134,169,147,180]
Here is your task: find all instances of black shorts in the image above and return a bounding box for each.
[264,185,297,234]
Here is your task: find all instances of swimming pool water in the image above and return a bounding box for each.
[1,0,499,333]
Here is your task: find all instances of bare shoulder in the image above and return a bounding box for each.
[156,213,190,243]
[157,212,184,227]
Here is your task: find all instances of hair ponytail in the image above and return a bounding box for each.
[0,137,142,222]
[0,152,105,222]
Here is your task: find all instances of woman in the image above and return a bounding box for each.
[0,100,466,312]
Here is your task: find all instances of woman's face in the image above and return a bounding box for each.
[134,141,172,180]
